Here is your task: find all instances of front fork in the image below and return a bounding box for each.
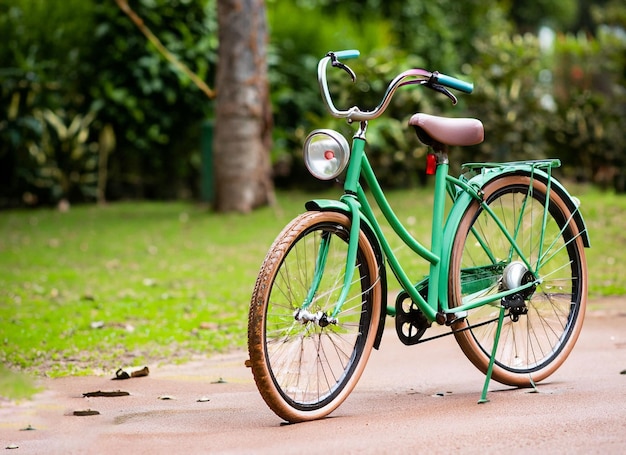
[295,196,362,325]
[296,129,369,325]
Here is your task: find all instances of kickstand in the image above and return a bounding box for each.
[478,305,506,404]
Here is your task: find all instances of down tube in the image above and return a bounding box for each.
[358,156,439,321]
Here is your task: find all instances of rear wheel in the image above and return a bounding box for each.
[449,175,587,386]
[248,211,381,422]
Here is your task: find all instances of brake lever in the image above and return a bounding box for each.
[329,52,357,82]
[426,75,458,105]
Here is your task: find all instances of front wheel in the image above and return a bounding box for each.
[248,211,382,422]
[449,175,587,387]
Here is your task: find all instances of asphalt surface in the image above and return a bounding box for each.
[2,298,625,454]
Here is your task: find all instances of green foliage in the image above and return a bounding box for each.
[510,0,579,31]
[546,30,626,190]
[0,0,95,82]
[460,28,625,190]
[0,0,98,205]
[0,0,218,206]
[27,109,100,201]
[463,33,548,164]
[88,0,218,200]
[590,0,626,29]
[309,0,512,70]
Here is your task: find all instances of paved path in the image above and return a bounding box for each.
[2,299,625,454]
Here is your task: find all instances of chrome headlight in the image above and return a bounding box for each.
[303,129,350,180]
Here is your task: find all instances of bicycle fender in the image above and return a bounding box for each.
[305,199,388,350]
[439,191,473,312]
[470,166,590,247]
[438,166,590,312]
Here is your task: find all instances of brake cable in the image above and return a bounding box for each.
[329,52,357,82]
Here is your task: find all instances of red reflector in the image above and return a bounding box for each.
[426,153,437,175]
[324,150,335,160]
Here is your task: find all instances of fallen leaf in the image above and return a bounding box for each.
[111,366,149,380]
[83,390,130,397]
[130,366,149,378]
[73,409,100,416]
[112,368,130,380]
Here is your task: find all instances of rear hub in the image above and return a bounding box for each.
[501,261,536,322]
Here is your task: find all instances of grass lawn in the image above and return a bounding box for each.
[1,185,625,383]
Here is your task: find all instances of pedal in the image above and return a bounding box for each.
[395,284,431,345]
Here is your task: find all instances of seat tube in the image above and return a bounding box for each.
[427,154,449,311]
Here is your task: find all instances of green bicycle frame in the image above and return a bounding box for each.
[306,127,589,324]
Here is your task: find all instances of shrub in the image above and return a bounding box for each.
[0,0,97,205]
[547,30,625,191]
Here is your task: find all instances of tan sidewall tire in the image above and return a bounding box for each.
[248,211,382,422]
[449,175,587,387]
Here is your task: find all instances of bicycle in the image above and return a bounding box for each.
[247,50,589,423]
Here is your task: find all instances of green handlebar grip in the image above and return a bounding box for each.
[435,73,474,93]
[333,49,360,60]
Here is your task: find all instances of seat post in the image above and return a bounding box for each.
[427,153,449,314]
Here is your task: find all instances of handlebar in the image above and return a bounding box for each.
[317,50,474,122]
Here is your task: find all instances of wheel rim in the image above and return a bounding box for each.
[453,181,585,374]
[264,220,376,410]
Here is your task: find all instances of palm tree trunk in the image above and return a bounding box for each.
[214,0,274,212]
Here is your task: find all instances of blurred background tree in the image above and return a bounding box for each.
[214,0,273,212]
[0,0,624,209]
